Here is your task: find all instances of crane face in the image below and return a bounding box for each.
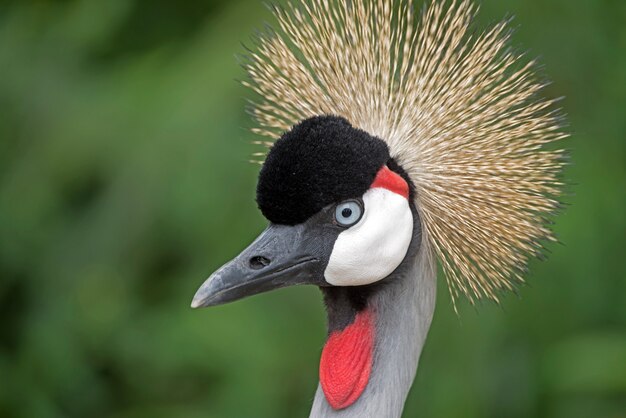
[192,115,416,308]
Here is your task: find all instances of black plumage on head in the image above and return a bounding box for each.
[256,115,390,225]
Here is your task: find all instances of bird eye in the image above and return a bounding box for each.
[334,200,363,227]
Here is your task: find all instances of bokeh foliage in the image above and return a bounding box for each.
[0,0,624,417]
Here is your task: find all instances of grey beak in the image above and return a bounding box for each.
[191,223,323,308]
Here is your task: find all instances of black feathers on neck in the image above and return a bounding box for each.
[320,285,379,333]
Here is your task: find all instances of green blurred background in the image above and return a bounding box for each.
[0,0,624,417]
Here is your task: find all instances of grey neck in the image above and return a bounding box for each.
[309,244,437,418]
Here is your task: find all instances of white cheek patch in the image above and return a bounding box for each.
[324,188,413,286]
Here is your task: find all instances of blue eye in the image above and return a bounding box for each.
[334,200,363,227]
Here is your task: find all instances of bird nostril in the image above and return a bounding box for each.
[249,256,271,270]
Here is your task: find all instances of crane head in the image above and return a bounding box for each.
[191,115,418,308]
[189,0,568,412]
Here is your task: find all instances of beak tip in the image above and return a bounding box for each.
[190,290,207,309]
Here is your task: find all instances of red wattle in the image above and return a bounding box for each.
[319,309,375,410]
[370,165,409,199]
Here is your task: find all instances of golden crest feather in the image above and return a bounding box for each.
[243,0,567,305]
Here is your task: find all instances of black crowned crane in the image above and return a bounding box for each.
[191,0,567,417]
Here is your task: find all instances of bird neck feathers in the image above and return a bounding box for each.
[311,237,437,418]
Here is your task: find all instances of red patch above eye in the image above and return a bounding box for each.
[370,165,409,199]
[319,309,375,410]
